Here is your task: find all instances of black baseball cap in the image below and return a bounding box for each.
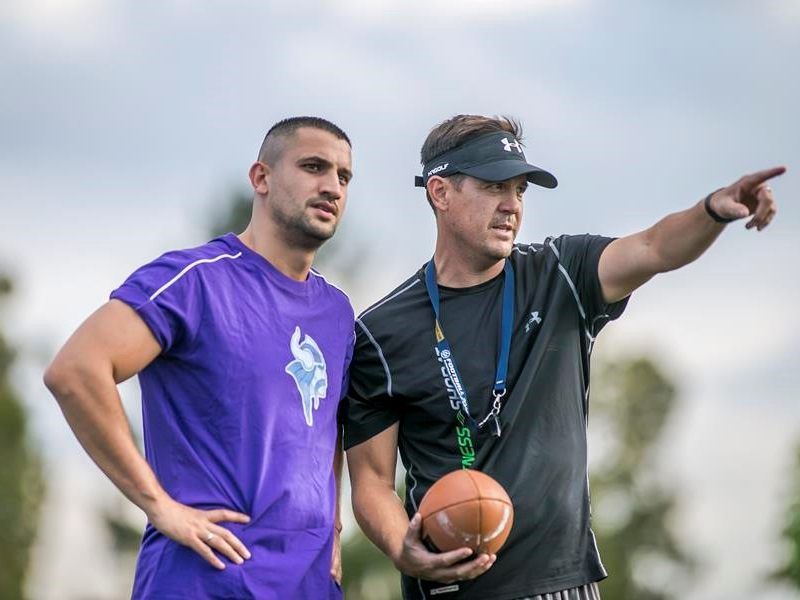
[415,131,557,189]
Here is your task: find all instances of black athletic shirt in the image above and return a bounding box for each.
[343,235,630,600]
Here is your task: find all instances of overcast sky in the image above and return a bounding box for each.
[2,1,799,598]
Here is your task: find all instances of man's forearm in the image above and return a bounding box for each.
[352,478,410,565]
[645,198,725,273]
[600,197,727,302]
[44,362,169,515]
[641,171,780,275]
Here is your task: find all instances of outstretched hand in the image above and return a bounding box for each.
[393,513,496,584]
[147,498,252,570]
[709,166,785,230]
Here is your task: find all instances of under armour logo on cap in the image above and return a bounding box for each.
[415,131,557,189]
[501,137,523,153]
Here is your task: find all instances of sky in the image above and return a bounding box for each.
[1,0,799,598]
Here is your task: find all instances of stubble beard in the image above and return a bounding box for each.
[487,229,516,259]
[451,226,513,270]
[270,199,337,252]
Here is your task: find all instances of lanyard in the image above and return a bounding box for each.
[424,259,515,437]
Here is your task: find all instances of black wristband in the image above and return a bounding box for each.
[704,189,735,224]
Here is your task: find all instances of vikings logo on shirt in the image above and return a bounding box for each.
[285,326,328,427]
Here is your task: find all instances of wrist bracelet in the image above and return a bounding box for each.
[704,189,735,224]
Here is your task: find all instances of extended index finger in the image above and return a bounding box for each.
[206,509,251,524]
[741,166,786,190]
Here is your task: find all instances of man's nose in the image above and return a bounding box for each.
[319,172,343,200]
[499,192,522,213]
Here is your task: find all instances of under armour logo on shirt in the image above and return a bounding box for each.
[501,137,523,153]
[525,311,542,333]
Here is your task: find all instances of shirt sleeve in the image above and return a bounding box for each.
[341,320,402,450]
[549,234,630,335]
[109,252,202,354]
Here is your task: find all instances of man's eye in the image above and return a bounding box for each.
[304,163,321,171]
[339,175,349,185]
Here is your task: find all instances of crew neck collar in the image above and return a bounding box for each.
[221,233,315,294]
[417,264,505,295]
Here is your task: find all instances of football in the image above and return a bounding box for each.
[418,469,514,555]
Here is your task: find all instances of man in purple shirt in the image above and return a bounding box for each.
[44,116,355,599]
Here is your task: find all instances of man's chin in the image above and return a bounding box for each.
[299,222,337,248]
[487,241,515,260]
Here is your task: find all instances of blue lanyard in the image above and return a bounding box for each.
[424,259,515,437]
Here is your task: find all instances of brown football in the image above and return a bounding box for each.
[418,469,514,555]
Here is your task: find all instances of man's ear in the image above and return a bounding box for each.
[427,177,449,212]
[249,161,270,196]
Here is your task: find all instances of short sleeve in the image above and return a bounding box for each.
[549,234,629,333]
[341,321,402,450]
[109,253,201,354]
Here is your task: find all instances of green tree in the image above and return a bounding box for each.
[771,440,800,589]
[209,189,253,239]
[341,530,402,600]
[589,356,695,600]
[0,275,44,599]
[340,479,407,600]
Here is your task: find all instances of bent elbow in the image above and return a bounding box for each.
[43,358,84,403]
[43,360,68,397]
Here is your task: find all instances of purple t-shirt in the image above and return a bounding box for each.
[111,233,354,599]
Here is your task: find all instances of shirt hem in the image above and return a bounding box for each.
[406,569,606,600]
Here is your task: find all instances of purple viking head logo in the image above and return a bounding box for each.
[285,326,328,427]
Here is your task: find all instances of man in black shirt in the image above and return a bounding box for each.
[343,114,783,599]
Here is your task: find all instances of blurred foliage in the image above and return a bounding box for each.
[590,357,695,600]
[209,189,253,239]
[102,420,145,589]
[770,441,800,588]
[104,509,142,554]
[0,275,44,599]
[341,529,402,600]
[340,480,406,599]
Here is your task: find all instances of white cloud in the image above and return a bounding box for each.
[1,0,120,53]
[767,0,800,24]
[611,273,798,379]
[331,0,585,23]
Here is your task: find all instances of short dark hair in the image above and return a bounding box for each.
[419,115,522,209]
[258,116,351,165]
[420,115,522,165]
